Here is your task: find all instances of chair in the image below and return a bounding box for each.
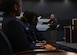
[0,31,13,55]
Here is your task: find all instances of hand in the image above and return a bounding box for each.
[42,44,56,51]
[46,41,55,46]
[42,40,55,46]
[48,24,51,27]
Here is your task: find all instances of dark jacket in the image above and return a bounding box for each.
[2,13,36,53]
[48,19,57,30]
[29,25,45,41]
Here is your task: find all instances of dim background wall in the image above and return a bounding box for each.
[22,0,77,19]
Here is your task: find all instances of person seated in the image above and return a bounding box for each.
[20,11,56,51]
[1,0,39,53]
[21,11,46,42]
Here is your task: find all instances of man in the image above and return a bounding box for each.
[1,0,36,53]
[48,13,57,43]
[48,13,57,30]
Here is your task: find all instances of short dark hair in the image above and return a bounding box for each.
[24,11,38,21]
[0,0,19,13]
[22,11,39,25]
[49,13,55,15]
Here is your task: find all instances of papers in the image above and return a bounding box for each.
[36,43,44,46]
[33,49,49,51]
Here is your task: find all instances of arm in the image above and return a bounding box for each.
[48,19,57,29]
[50,19,57,27]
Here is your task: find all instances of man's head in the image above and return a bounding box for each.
[50,13,55,20]
[22,11,39,26]
[0,0,22,16]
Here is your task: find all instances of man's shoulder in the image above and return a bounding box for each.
[6,19,22,28]
[8,19,19,24]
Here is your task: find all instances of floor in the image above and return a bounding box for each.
[56,41,77,49]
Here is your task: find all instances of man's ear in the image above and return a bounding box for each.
[14,4,18,11]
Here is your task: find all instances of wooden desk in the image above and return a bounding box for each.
[14,49,77,55]
[23,52,77,55]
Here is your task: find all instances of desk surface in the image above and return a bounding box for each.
[15,49,77,55]
[16,51,77,55]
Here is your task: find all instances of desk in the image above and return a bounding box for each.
[14,49,77,55]
[23,52,77,55]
